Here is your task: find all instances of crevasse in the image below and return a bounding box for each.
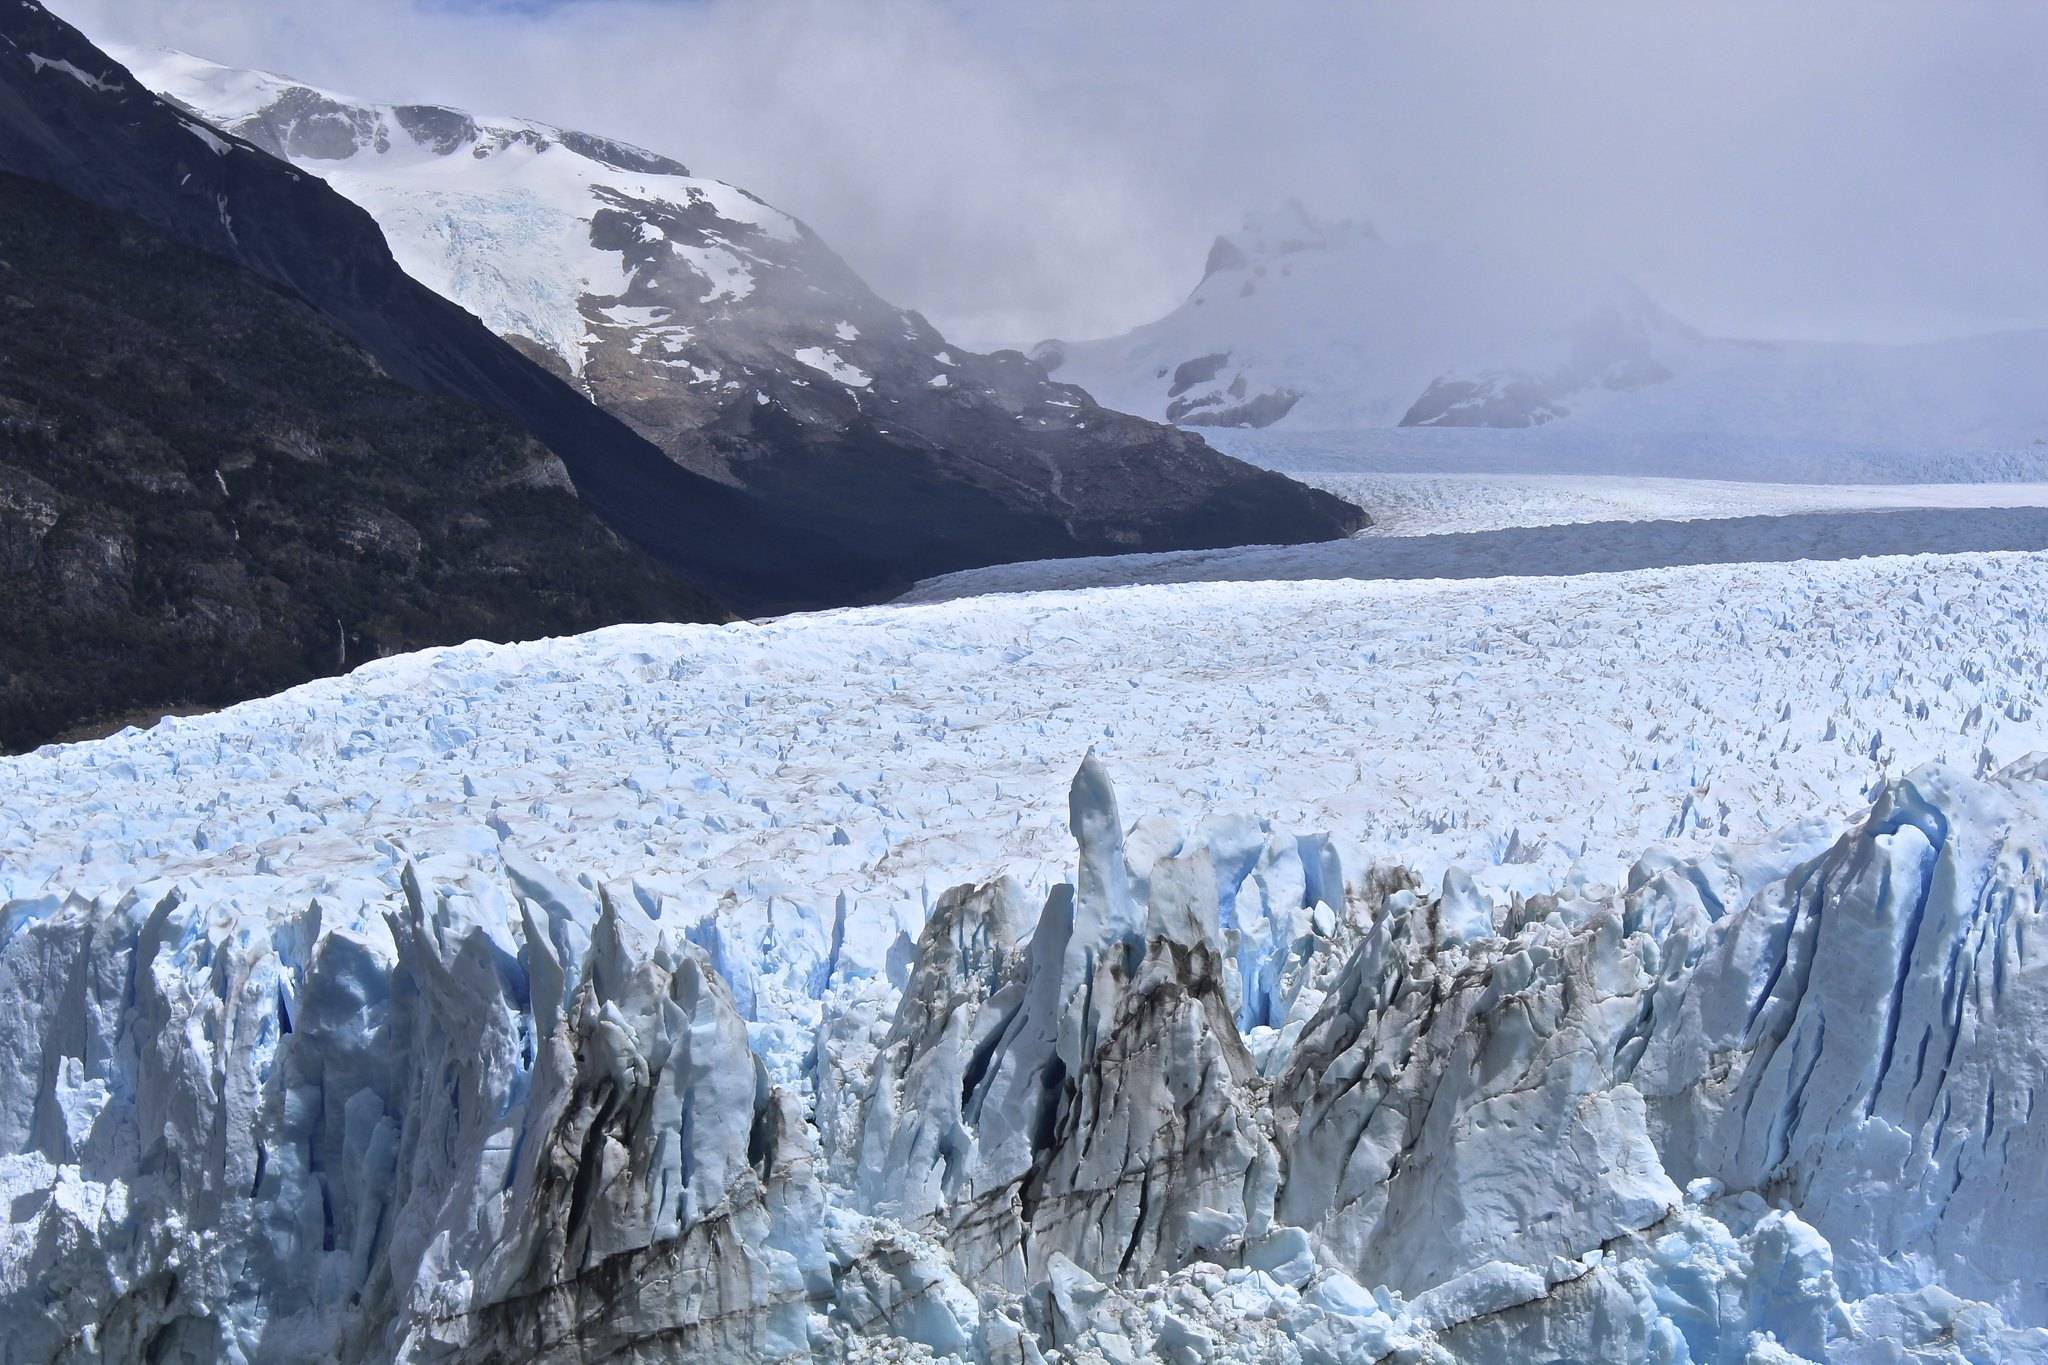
[3,755,2047,1362]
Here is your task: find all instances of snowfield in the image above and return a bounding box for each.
[121,47,803,377]
[6,551,2048,1361]
[1205,423,2048,485]
[903,428,2048,601]
[1315,472,2048,538]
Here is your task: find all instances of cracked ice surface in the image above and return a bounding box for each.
[3,553,2048,1094]
[5,553,2048,1359]
[8,551,2047,920]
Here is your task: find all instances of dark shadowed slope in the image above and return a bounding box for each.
[0,172,727,750]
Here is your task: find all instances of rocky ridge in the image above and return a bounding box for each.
[0,167,722,751]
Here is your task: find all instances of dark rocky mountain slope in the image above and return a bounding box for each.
[0,170,719,750]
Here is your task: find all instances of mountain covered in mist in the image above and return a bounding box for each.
[1036,203,1693,431]
[130,50,1362,574]
[1041,201,2048,449]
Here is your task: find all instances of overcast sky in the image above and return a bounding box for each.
[55,0,2048,350]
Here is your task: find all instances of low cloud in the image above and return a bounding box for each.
[55,0,2048,349]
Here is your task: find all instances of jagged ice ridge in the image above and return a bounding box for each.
[4,760,2048,1358]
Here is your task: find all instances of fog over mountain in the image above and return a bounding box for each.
[53,0,2048,350]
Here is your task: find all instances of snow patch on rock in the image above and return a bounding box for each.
[794,345,873,390]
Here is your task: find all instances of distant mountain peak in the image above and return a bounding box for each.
[1046,199,2048,447]
[1208,200,1380,272]
[126,49,694,177]
[1045,198,1713,430]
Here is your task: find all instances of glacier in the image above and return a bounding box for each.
[3,751,2047,1361]
[1237,471,2048,541]
[4,554,2048,1360]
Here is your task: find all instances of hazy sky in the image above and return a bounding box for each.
[55,0,2048,350]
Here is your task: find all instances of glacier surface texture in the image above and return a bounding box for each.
[3,557,2047,1361]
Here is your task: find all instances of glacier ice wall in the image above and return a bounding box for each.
[0,862,826,1362]
[3,755,2047,1361]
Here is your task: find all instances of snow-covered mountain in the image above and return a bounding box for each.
[4,549,2048,1360]
[127,52,1361,575]
[1042,201,2048,449]
[1038,201,1698,431]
